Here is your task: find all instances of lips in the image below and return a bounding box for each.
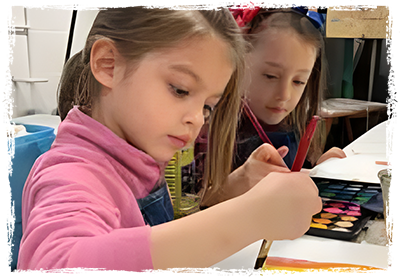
[267,106,287,113]
[168,134,191,149]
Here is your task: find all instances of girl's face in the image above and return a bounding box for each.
[102,37,233,163]
[245,28,317,125]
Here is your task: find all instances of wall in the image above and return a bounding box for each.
[2,4,147,120]
[69,9,98,58]
[10,8,389,117]
[10,7,72,117]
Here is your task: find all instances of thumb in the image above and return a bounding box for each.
[252,143,289,169]
[277,146,289,158]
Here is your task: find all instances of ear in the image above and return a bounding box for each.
[90,39,117,89]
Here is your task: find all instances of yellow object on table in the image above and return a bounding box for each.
[165,148,200,219]
[260,257,400,277]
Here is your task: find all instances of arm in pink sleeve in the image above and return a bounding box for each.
[18,164,153,271]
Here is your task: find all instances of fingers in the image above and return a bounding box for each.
[330,147,347,159]
[285,171,320,198]
[251,143,289,169]
[276,172,322,215]
[316,147,347,165]
[248,171,322,240]
[277,146,289,158]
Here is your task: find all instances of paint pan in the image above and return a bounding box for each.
[340,190,356,198]
[357,192,377,197]
[318,180,330,185]
[323,207,343,214]
[328,184,345,190]
[312,218,332,224]
[343,187,361,191]
[323,189,342,194]
[340,216,358,221]
[348,205,359,210]
[333,194,353,200]
[320,213,337,219]
[332,227,351,233]
[329,202,346,208]
[320,192,335,198]
[335,221,354,228]
[310,223,328,229]
[346,210,362,216]
[353,197,370,204]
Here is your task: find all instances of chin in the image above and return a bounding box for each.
[156,152,178,164]
[262,118,284,126]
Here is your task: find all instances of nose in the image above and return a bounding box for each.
[275,80,292,102]
[183,106,205,129]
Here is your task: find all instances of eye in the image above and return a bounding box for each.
[263,74,277,80]
[203,104,213,122]
[293,80,306,86]
[170,85,189,97]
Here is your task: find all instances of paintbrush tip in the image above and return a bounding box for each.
[254,258,266,270]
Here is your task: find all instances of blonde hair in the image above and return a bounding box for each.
[57,7,246,204]
[244,9,327,165]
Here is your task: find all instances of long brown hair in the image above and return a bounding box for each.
[57,6,246,203]
[243,9,328,165]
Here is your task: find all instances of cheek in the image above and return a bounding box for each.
[247,80,270,104]
[247,72,263,96]
[288,91,305,111]
[295,90,305,104]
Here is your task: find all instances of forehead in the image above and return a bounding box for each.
[122,35,234,79]
[253,28,317,58]
[246,29,317,76]
[144,35,234,89]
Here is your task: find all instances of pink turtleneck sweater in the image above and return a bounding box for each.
[18,107,161,271]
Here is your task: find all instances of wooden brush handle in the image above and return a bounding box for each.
[255,239,274,269]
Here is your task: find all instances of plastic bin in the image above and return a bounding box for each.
[6,125,55,277]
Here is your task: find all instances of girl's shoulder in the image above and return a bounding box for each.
[29,145,111,187]
[35,107,161,192]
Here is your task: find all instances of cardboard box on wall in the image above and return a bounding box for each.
[326,4,400,72]
[326,6,389,39]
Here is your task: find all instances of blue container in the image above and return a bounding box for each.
[9,124,56,271]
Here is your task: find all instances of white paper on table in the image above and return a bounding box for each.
[310,120,389,183]
[200,235,393,277]
[309,154,389,184]
[343,120,388,155]
[268,235,389,269]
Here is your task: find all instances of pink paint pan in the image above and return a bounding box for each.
[307,199,371,240]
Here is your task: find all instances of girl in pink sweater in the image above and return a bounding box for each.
[18,7,321,271]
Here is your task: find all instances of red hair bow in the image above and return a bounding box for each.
[230,5,261,27]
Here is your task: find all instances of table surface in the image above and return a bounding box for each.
[215,120,392,270]
[11,114,392,270]
[321,98,387,118]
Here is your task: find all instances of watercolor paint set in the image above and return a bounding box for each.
[306,178,382,240]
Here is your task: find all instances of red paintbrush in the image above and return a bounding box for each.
[243,101,321,269]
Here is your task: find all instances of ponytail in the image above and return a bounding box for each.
[57,51,85,120]
[57,46,99,120]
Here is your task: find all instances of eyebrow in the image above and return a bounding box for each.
[264,61,312,74]
[169,64,225,99]
[168,64,202,83]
